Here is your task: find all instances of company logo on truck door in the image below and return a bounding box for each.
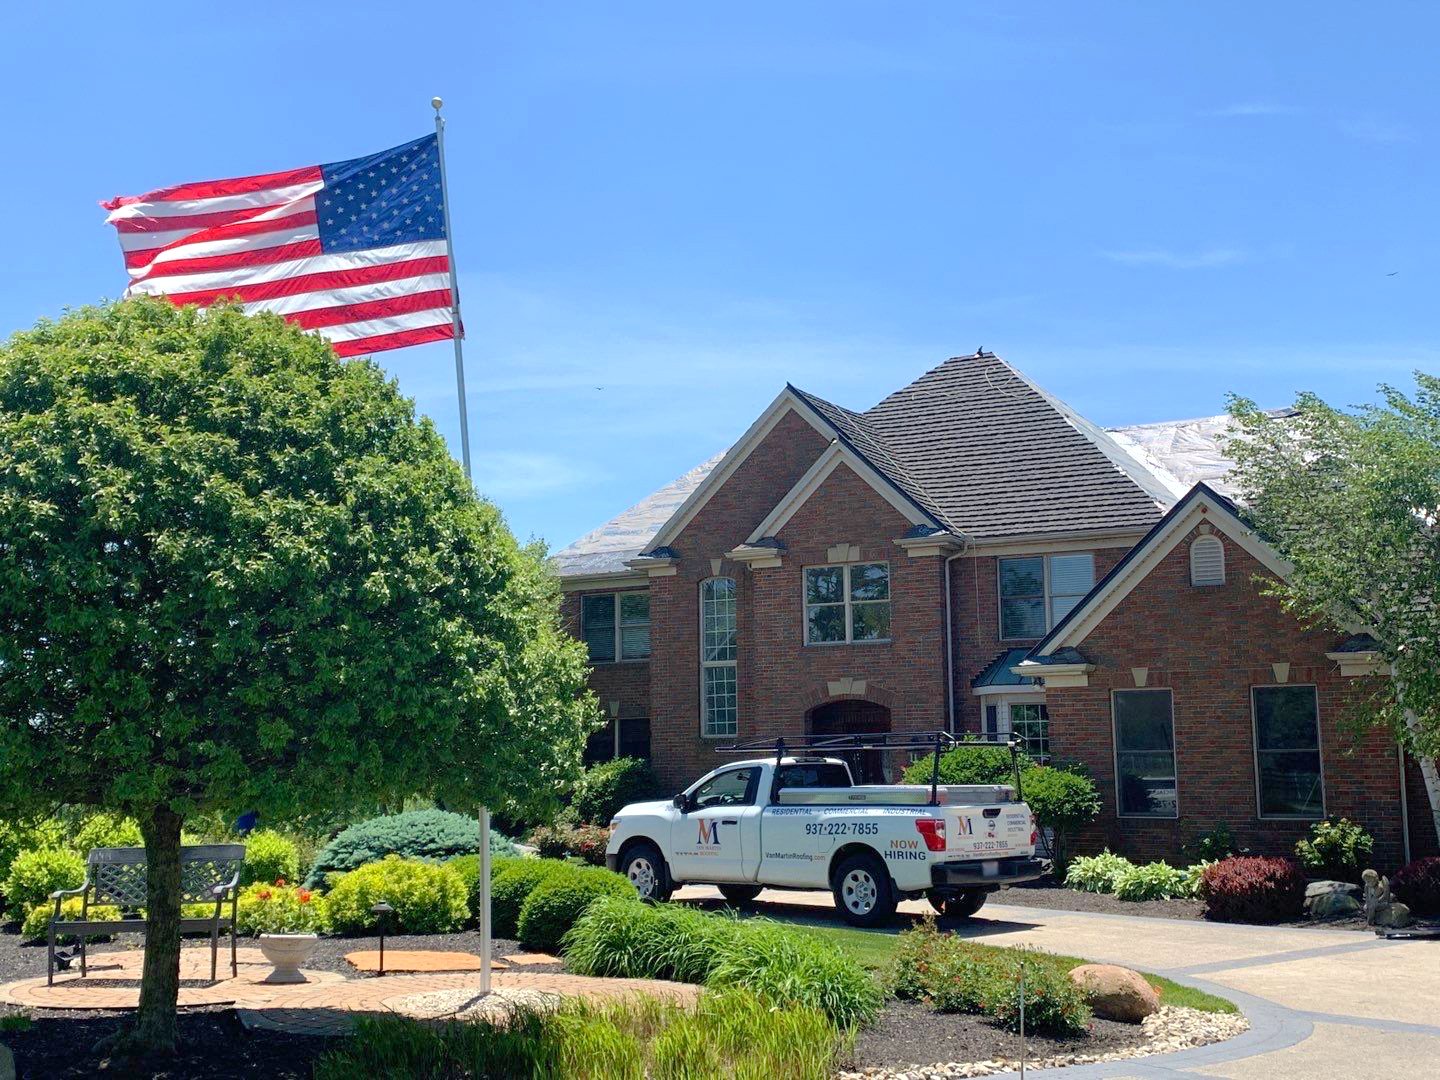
[697,819,727,846]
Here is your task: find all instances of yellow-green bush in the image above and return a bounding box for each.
[4,848,86,912]
[20,898,122,943]
[324,856,468,935]
[241,830,301,887]
[516,865,633,952]
[70,813,143,852]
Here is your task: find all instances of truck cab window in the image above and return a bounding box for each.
[776,763,853,789]
[691,767,758,808]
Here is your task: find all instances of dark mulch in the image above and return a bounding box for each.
[998,882,1374,931]
[844,998,1147,1069]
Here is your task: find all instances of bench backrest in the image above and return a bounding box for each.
[87,845,247,907]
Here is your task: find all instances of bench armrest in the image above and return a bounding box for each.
[50,883,88,901]
[211,869,242,898]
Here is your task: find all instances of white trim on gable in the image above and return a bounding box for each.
[743,441,936,544]
[645,388,835,552]
[1032,488,1292,656]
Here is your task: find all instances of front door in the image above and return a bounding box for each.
[807,700,893,783]
[669,765,758,883]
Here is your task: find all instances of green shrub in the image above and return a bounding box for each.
[1019,766,1100,867]
[315,990,841,1080]
[325,856,469,935]
[564,895,735,984]
[305,809,519,888]
[493,858,572,938]
[709,919,883,1030]
[530,823,611,866]
[564,897,880,1029]
[888,920,1089,1036]
[901,743,1031,787]
[240,830,301,887]
[517,865,634,953]
[0,819,66,902]
[70,813,143,853]
[1113,860,1190,901]
[4,847,86,912]
[235,881,327,935]
[1182,860,1216,899]
[1063,851,1132,894]
[1201,856,1306,923]
[1184,823,1241,863]
[571,758,664,825]
[20,898,123,943]
[1294,817,1374,883]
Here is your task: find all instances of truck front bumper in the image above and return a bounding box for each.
[930,856,1050,889]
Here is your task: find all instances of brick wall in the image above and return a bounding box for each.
[1043,524,1413,868]
[948,546,1128,732]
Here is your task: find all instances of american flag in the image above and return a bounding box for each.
[101,135,458,357]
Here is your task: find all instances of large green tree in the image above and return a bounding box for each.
[0,299,597,1054]
[1228,374,1440,842]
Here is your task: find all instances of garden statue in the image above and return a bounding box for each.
[1362,869,1412,929]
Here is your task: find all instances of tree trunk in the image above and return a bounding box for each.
[1401,712,1440,856]
[134,805,183,1055]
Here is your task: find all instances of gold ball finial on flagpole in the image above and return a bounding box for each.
[431,96,444,113]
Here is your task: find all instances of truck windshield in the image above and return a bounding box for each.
[776,763,853,789]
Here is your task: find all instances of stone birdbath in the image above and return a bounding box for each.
[258,932,321,984]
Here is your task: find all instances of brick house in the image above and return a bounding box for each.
[554,352,1435,865]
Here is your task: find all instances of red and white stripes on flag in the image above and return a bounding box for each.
[101,135,458,357]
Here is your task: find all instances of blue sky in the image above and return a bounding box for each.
[3,2,1435,551]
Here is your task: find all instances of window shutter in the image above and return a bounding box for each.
[1190,536,1225,586]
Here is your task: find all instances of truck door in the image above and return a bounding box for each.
[669,765,759,883]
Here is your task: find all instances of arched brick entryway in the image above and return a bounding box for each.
[806,699,892,783]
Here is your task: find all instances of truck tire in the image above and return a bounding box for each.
[928,889,988,920]
[718,884,762,906]
[831,852,897,927]
[619,841,672,903]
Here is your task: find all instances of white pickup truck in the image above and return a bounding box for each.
[605,737,1048,926]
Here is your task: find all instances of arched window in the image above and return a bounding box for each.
[701,578,738,737]
[1190,535,1225,586]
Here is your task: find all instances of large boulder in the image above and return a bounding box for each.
[1305,880,1359,908]
[1067,963,1161,1023]
[1310,891,1363,919]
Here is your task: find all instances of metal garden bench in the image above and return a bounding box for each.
[47,844,245,986]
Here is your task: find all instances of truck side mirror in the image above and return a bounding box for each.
[672,793,688,813]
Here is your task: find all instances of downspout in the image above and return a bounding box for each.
[943,534,974,734]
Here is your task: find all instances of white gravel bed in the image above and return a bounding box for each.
[837,1006,1251,1079]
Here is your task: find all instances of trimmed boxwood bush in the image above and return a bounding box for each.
[242,830,301,887]
[564,896,882,1029]
[1392,856,1440,916]
[1020,766,1101,868]
[3,847,86,912]
[571,757,663,825]
[306,810,519,888]
[70,813,143,853]
[1201,856,1306,923]
[324,856,469,935]
[901,743,1031,787]
[516,865,634,952]
[493,858,572,938]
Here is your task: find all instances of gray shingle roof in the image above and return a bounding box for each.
[551,353,1232,577]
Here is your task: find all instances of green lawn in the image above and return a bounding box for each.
[798,923,1239,1015]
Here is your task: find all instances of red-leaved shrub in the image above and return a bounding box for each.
[1201,856,1306,923]
[1391,856,1440,916]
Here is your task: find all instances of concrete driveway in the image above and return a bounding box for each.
[673,885,1440,1079]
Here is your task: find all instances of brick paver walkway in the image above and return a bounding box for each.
[0,945,699,1038]
[343,949,507,973]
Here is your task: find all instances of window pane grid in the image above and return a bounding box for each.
[805,563,891,644]
[702,578,739,737]
[999,554,1094,639]
[1010,703,1050,763]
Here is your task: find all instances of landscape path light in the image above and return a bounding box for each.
[371,901,394,975]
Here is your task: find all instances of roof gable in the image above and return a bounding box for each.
[1026,483,1291,657]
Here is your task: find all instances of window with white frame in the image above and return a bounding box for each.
[999,554,1095,639]
[581,592,650,663]
[701,578,738,737]
[1253,685,1323,819]
[804,562,891,644]
[1113,689,1177,817]
[1190,535,1226,586]
[982,698,1050,763]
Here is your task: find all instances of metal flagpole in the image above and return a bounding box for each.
[431,96,473,482]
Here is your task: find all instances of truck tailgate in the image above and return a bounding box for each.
[942,803,1033,856]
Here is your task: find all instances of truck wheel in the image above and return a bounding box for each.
[718,884,762,906]
[928,889,988,919]
[831,852,897,927]
[620,842,672,903]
